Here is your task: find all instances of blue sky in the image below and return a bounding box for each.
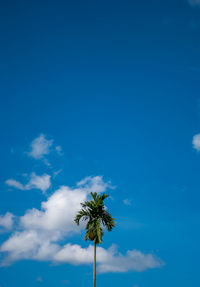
[1,0,200,286]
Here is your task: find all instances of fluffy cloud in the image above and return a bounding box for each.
[0,212,15,231]
[27,134,53,159]
[20,186,87,232]
[0,176,163,273]
[0,230,60,264]
[1,233,163,272]
[54,244,94,264]
[192,134,200,151]
[26,134,62,165]
[20,176,109,233]
[28,173,51,193]
[77,176,114,193]
[96,247,163,273]
[1,176,108,265]
[188,0,200,6]
[54,244,163,273]
[5,173,51,194]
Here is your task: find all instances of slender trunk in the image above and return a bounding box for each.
[93,242,96,287]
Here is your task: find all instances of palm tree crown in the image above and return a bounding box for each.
[74,192,115,244]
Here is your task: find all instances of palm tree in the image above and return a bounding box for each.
[74,192,115,287]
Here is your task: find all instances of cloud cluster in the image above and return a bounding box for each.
[0,176,108,265]
[6,173,51,194]
[20,185,86,232]
[0,176,163,273]
[55,244,163,273]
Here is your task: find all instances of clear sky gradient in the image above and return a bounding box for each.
[1,0,200,286]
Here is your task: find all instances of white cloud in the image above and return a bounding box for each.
[5,179,25,190]
[123,199,132,206]
[27,134,53,160]
[53,243,163,273]
[28,173,51,194]
[0,230,60,264]
[192,134,200,151]
[188,0,200,6]
[0,213,15,231]
[26,134,62,165]
[5,173,51,194]
[77,176,114,193]
[20,185,87,232]
[1,176,107,264]
[0,176,163,273]
[96,247,164,273]
[54,244,94,264]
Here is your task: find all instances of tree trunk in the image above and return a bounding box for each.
[93,242,96,287]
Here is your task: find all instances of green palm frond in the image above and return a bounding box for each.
[74,209,90,225]
[74,192,115,244]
